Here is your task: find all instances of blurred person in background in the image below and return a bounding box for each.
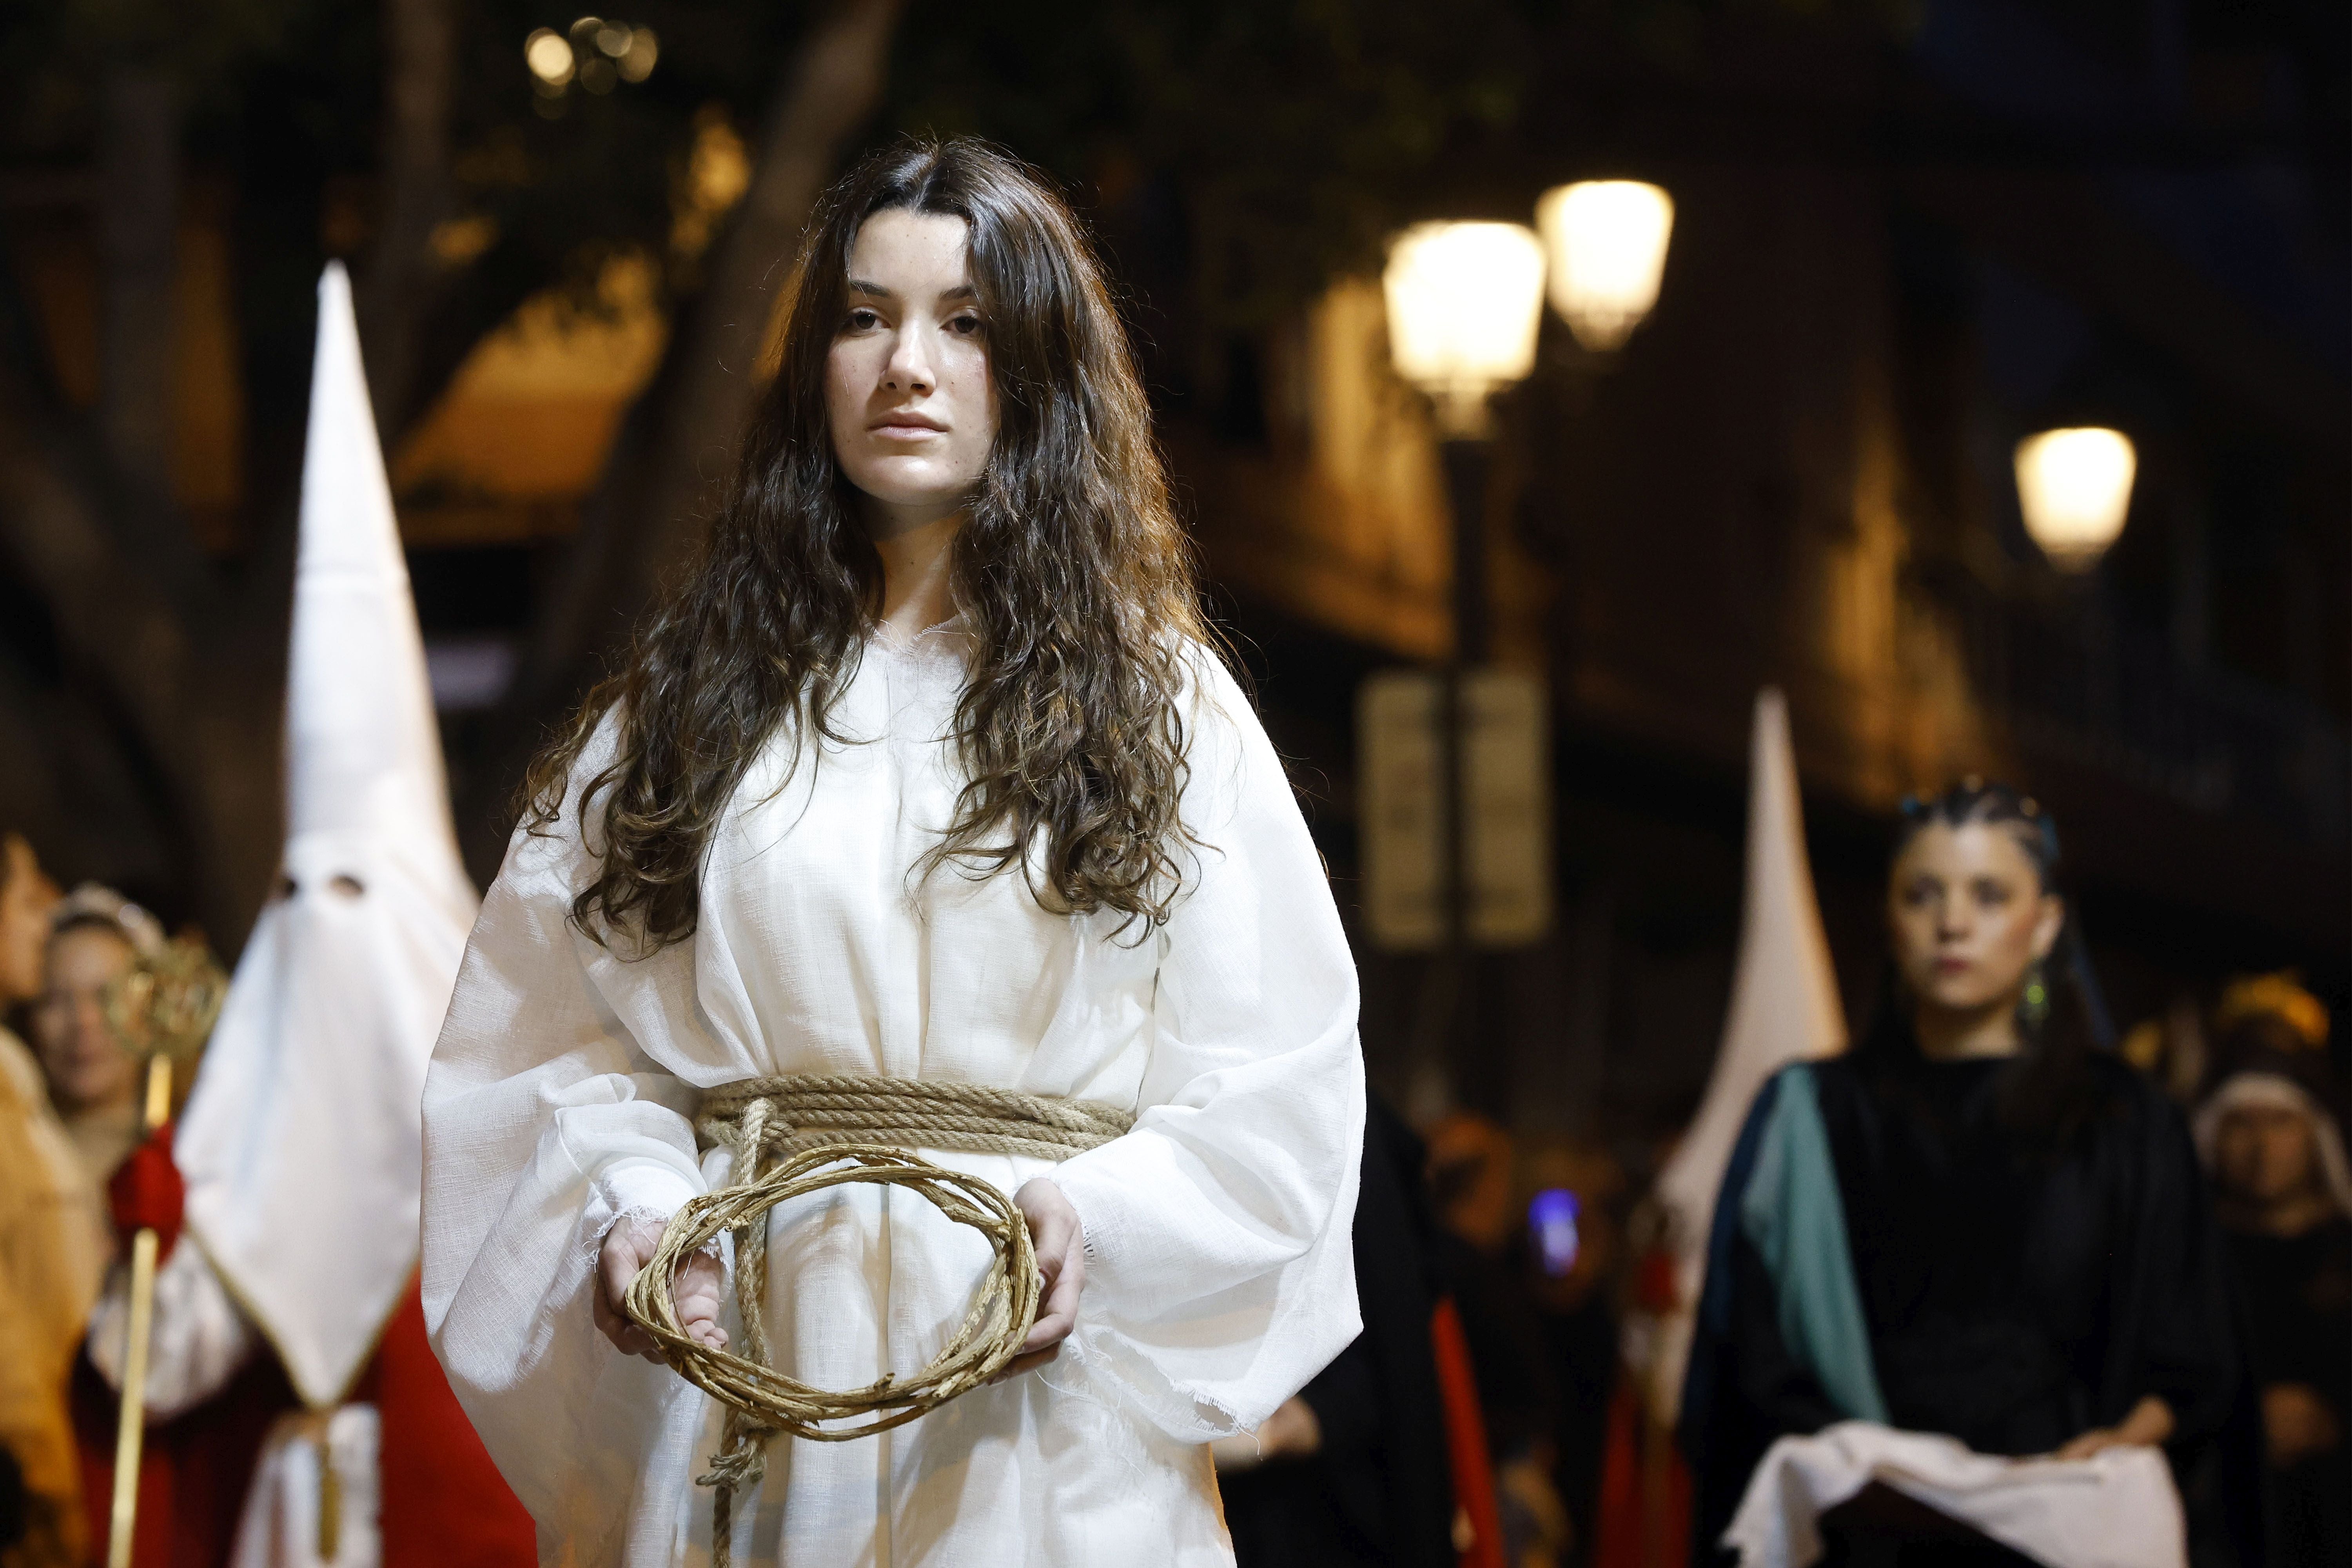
[31,886,298,1568]
[1683,780,2255,1566]
[1520,1144,1625,1568]
[0,838,104,1568]
[1218,1096,1456,1568]
[2194,974,2348,1568]
[1428,1113,1570,1567]
[32,886,168,1190]
[38,262,540,1568]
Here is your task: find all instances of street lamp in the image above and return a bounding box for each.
[1377,220,1548,1112]
[1535,180,1675,353]
[1375,197,1671,1103]
[1382,221,1549,439]
[1381,220,1547,658]
[2015,426,2136,570]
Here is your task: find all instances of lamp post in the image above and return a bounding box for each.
[2014,426,2136,570]
[1381,222,1548,1017]
[2015,425,2136,750]
[1377,192,1670,1098]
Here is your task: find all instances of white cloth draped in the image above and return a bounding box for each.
[230,1405,385,1568]
[1725,1421,2187,1568]
[421,629,1365,1568]
[87,1243,258,1419]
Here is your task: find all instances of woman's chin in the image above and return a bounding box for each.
[846,459,976,510]
[1918,984,2019,1018]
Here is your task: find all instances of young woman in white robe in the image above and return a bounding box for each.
[420,139,1365,1568]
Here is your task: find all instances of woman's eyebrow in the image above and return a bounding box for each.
[844,281,976,303]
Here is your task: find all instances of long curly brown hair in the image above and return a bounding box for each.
[523,138,1210,951]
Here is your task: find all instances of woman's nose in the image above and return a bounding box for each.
[883,325,936,395]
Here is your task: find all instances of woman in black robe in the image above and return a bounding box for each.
[1682,781,2258,1566]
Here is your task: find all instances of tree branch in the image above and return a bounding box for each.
[357,0,455,439]
[458,0,908,872]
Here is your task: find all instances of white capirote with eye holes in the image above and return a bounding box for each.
[168,263,480,1412]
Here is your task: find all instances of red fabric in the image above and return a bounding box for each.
[107,1126,185,1264]
[75,1339,296,1568]
[367,1277,538,1568]
[1591,1380,1692,1568]
[1634,1249,1677,1315]
[1430,1295,1508,1568]
[74,1274,535,1568]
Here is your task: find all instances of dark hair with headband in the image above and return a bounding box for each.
[1861,778,2118,1142]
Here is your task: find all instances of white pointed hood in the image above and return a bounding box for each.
[176,263,479,1409]
[1651,688,1848,1419]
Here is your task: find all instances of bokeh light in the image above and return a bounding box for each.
[524,29,575,90]
[2014,426,2137,570]
[531,18,654,98]
[1381,221,1547,434]
[1535,180,1675,353]
[618,28,658,82]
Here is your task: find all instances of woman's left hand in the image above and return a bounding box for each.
[1002,1177,1085,1379]
[2054,1394,2175,1460]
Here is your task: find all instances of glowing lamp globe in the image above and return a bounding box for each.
[1383,221,1548,436]
[2014,427,2136,570]
[1535,181,1674,352]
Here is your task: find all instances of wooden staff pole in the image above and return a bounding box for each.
[105,1051,175,1568]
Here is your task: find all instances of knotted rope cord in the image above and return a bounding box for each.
[619,1074,1135,1567]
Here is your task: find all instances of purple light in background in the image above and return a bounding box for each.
[425,636,518,713]
[1529,1187,1580,1278]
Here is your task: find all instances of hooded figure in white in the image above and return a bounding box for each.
[87,262,481,1568]
[1648,690,1848,1423]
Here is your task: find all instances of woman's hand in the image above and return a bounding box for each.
[2054,1394,2174,1461]
[1209,1396,1324,1473]
[594,1212,726,1363]
[1002,1178,1084,1379]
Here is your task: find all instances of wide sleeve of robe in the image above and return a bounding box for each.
[1049,652,1366,1440]
[419,714,714,1559]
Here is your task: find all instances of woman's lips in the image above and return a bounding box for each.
[871,414,946,436]
[1933,957,1970,976]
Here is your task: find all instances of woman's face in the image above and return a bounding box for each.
[825,208,997,534]
[1887,820,2063,1016]
[2214,1104,2319,1206]
[31,925,140,1116]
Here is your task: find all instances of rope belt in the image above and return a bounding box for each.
[620,1073,1134,1565]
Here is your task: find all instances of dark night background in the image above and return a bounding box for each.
[0,0,2344,1151]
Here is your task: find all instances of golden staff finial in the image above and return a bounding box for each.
[98,932,227,1568]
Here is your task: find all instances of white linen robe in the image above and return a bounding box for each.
[421,625,1365,1568]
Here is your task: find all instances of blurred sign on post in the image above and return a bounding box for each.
[1358,668,1552,950]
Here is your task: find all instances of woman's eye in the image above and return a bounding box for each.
[947,313,983,336]
[846,308,881,331]
[1972,878,2011,906]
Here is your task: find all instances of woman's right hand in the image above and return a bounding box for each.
[594,1212,727,1363]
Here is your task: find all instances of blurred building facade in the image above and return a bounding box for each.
[1150,2,2350,1141]
[0,0,2342,1152]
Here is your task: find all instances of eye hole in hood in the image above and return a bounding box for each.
[329,875,366,898]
